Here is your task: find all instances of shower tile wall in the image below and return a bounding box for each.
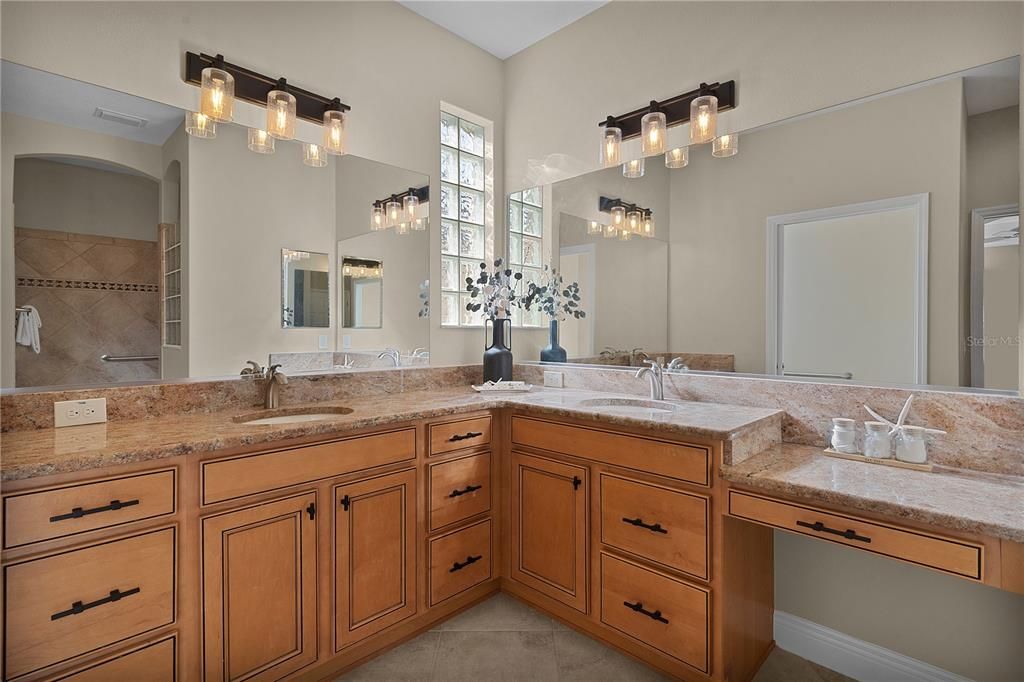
[14,228,160,387]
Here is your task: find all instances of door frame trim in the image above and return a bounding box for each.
[968,204,1019,388]
[765,193,930,384]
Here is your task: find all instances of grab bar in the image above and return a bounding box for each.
[783,370,853,380]
[100,354,159,362]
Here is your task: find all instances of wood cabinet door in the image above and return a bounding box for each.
[202,493,318,682]
[334,469,417,651]
[510,451,588,612]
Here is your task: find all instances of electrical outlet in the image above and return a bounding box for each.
[543,371,564,388]
[54,398,107,428]
[318,334,329,350]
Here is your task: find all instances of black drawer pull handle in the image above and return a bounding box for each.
[450,555,483,572]
[50,499,140,523]
[449,484,483,498]
[623,600,669,624]
[51,587,141,621]
[448,431,483,443]
[796,520,871,543]
[622,517,668,534]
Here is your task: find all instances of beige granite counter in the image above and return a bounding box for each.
[722,443,1024,543]
[0,387,783,482]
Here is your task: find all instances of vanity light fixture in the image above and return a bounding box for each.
[267,80,297,140]
[403,190,420,221]
[385,195,402,227]
[588,220,604,235]
[603,224,618,239]
[627,209,643,234]
[623,158,645,179]
[712,132,739,158]
[303,142,327,167]
[396,221,410,236]
[599,116,622,168]
[371,186,429,233]
[323,102,346,155]
[412,216,427,231]
[200,55,235,122]
[640,102,666,157]
[690,85,718,144]
[371,202,386,231]
[247,128,275,154]
[665,146,689,169]
[599,196,654,239]
[610,205,626,229]
[643,210,655,237]
[185,111,216,138]
[618,229,632,242]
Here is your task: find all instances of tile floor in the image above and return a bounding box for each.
[337,593,855,681]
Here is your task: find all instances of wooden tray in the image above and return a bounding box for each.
[823,448,933,472]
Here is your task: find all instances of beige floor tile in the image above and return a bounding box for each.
[432,593,557,632]
[752,647,856,682]
[434,630,558,681]
[336,631,439,681]
[553,629,670,681]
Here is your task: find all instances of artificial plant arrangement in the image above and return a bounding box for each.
[465,258,525,382]
[521,265,586,362]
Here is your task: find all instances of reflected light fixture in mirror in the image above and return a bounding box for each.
[267,81,297,140]
[665,146,689,169]
[610,205,626,229]
[371,202,386,230]
[385,196,402,227]
[627,209,642,234]
[185,111,216,138]
[640,102,666,156]
[323,107,346,155]
[396,221,410,235]
[200,57,234,122]
[412,216,427,231]
[403,190,419,221]
[690,87,718,144]
[712,132,739,157]
[588,220,604,235]
[303,142,327,167]
[247,128,275,153]
[619,228,632,241]
[600,116,622,167]
[623,158,645,178]
[643,210,654,237]
[604,224,618,239]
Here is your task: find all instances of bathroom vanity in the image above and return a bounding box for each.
[3,387,1021,682]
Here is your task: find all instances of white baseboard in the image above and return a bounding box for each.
[773,611,972,682]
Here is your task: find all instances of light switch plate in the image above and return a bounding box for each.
[318,334,329,350]
[54,398,107,428]
[543,371,564,388]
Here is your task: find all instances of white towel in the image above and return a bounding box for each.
[15,305,41,354]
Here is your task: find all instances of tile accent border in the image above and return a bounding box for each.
[15,277,159,293]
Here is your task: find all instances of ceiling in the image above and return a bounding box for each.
[963,56,1019,116]
[399,1,607,59]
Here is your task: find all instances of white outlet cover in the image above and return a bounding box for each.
[543,371,564,388]
[318,334,329,350]
[342,334,352,350]
[54,398,107,428]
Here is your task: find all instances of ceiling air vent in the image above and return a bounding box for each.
[92,107,148,128]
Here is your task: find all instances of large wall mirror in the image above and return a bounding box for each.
[515,57,1020,394]
[1,60,430,389]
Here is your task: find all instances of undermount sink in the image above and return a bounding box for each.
[575,397,680,413]
[233,406,354,425]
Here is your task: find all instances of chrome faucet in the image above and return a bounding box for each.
[636,359,664,400]
[241,361,288,408]
[667,357,690,372]
[378,348,401,367]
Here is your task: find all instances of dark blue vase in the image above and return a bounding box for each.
[540,320,567,363]
[483,318,513,382]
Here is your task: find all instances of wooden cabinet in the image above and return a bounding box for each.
[334,469,417,651]
[510,451,588,612]
[201,493,317,682]
[429,452,490,531]
[429,416,492,456]
[52,637,176,682]
[429,519,492,606]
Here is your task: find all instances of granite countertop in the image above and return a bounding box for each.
[722,443,1024,543]
[0,387,783,482]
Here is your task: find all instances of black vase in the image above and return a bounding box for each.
[483,318,513,383]
[540,320,567,363]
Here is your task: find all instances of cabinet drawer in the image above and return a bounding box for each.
[53,637,175,682]
[429,452,491,531]
[202,428,415,504]
[429,519,492,606]
[429,416,491,455]
[4,470,176,548]
[512,416,709,486]
[728,490,984,580]
[601,474,709,580]
[4,528,175,679]
[600,552,709,674]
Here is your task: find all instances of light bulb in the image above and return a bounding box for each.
[610,205,626,228]
[627,210,642,234]
[600,117,622,168]
[665,146,689,169]
[690,90,718,144]
[200,64,234,122]
[386,199,401,227]
[247,128,274,154]
[622,158,645,179]
[303,143,327,168]
[587,220,603,235]
[712,133,739,158]
[640,105,666,157]
[267,85,296,140]
[372,203,385,230]
[403,192,419,221]
[185,111,216,138]
[323,109,346,155]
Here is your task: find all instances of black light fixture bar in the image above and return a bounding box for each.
[599,80,736,140]
[373,185,430,208]
[184,52,351,124]
[599,196,652,216]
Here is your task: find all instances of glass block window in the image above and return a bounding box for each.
[508,188,545,327]
[441,110,488,326]
[160,222,182,346]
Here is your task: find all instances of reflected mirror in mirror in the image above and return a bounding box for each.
[524,56,1020,394]
[282,249,329,328]
[342,257,383,329]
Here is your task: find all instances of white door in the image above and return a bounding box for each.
[970,207,1019,390]
[558,245,595,359]
[767,195,928,385]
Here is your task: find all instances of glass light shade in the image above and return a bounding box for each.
[610,205,626,228]
[412,216,427,231]
[185,111,216,138]
[640,110,667,157]
[323,110,346,155]
[303,143,327,168]
[200,67,234,122]
[690,94,718,144]
[267,90,297,140]
[622,158,645,179]
[600,125,622,168]
[618,229,632,241]
[603,224,618,239]
[396,221,410,235]
[587,220,603,235]
[403,193,419,221]
[643,212,654,237]
[247,128,275,154]
[665,146,689,169]
[371,204,385,231]
[712,133,739,158]
[385,200,402,227]
[627,210,643,234]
